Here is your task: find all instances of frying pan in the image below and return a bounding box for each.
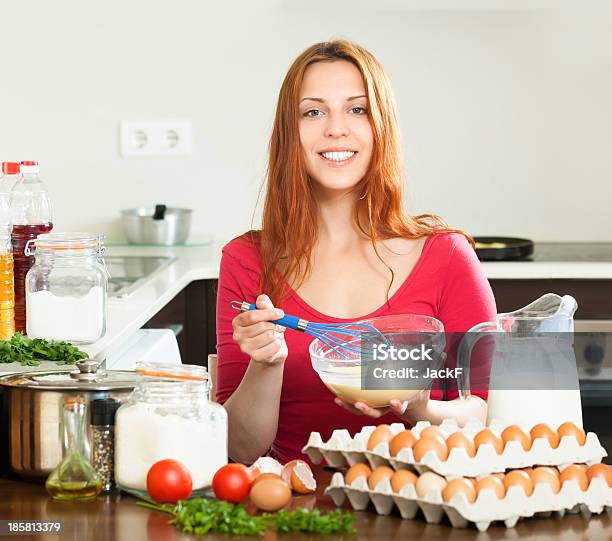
[474,237,534,261]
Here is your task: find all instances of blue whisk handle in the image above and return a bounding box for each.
[230,300,306,332]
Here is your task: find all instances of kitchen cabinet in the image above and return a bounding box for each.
[142,279,218,366]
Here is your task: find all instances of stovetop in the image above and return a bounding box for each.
[514,243,612,263]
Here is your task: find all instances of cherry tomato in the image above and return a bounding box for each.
[212,464,252,503]
[147,459,193,504]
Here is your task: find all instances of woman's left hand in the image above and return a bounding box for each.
[334,390,430,424]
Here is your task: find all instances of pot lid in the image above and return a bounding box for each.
[0,359,141,391]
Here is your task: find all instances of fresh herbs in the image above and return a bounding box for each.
[137,497,356,536]
[0,333,89,366]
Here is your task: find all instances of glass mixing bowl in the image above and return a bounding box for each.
[309,314,446,408]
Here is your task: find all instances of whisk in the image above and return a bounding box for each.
[231,300,388,359]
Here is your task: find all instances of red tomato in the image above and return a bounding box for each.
[212,464,252,503]
[147,459,193,504]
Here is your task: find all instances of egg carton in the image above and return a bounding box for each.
[324,471,612,532]
[302,418,608,477]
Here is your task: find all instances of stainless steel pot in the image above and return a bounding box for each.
[121,205,192,245]
[0,360,139,479]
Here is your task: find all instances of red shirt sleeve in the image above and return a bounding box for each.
[435,234,497,401]
[215,238,261,405]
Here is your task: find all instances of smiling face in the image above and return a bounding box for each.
[298,60,374,197]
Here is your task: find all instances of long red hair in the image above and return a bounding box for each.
[245,39,473,306]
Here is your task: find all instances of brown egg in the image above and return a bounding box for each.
[413,435,449,462]
[367,424,394,451]
[281,460,305,485]
[531,466,561,494]
[249,477,292,511]
[368,466,395,490]
[390,470,418,493]
[559,464,588,491]
[557,422,586,446]
[446,431,476,458]
[501,425,532,451]
[442,478,476,503]
[253,473,284,485]
[465,477,477,489]
[249,456,284,478]
[474,428,503,454]
[419,425,446,441]
[530,423,560,449]
[587,463,612,487]
[345,463,371,485]
[503,469,533,497]
[476,475,505,500]
[415,471,447,497]
[389,430,417,457]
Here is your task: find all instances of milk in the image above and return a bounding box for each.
[486,389,583,430]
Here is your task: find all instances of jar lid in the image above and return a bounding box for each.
[135,362,208,382]
[34,232,104,252]
[0,359,141,391]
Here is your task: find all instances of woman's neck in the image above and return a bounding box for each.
[315,188,367,248]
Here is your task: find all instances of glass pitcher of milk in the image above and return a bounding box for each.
[456,293,582,429]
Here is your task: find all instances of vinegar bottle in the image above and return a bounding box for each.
[10,161,52,333]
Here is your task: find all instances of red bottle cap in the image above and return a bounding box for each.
[2,162,20,174]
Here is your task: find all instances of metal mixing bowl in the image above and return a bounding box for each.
[121,206,192,245]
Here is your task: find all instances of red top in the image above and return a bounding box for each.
[215,232,497,463]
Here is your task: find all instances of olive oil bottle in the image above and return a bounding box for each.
[46,396,102,502]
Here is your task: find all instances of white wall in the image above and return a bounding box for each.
[1,0,611,243]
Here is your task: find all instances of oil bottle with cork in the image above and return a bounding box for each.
[45,395,103,501]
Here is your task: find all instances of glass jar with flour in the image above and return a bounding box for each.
[114,363,228,497]
[25,233,108,343]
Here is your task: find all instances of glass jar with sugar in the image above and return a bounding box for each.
[114,362,227,497]
[25,232,108,343]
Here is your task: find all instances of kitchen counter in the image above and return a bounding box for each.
[1,465,610,540]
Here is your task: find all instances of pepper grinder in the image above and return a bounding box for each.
[91,398,120,492]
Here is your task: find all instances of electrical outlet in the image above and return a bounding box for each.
[119,120,192,157]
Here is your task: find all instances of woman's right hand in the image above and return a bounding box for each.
[232,294,288,366]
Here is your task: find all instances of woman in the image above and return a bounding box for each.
[216,40,496,465]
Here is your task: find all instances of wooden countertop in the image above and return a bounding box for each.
[1,466,611,540]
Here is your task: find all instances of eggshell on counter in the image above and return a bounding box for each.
[367,424,394,451]
[557,422,586,446]
[249,456,284,478]
[281,460,316,494]
[501,425,532,452]
[345,463,372,485]
[473,428,503,455]
[530,423,560,449]
[413,435,449,462]
[415,471,447,498]
[389,429,417,457]
[446,431,476,458]
[249,477,292,511]
[390,469,418,493]
[368,466,394,490]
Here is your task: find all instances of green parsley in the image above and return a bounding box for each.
[137,497,356,536]
[0,332,89,366]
